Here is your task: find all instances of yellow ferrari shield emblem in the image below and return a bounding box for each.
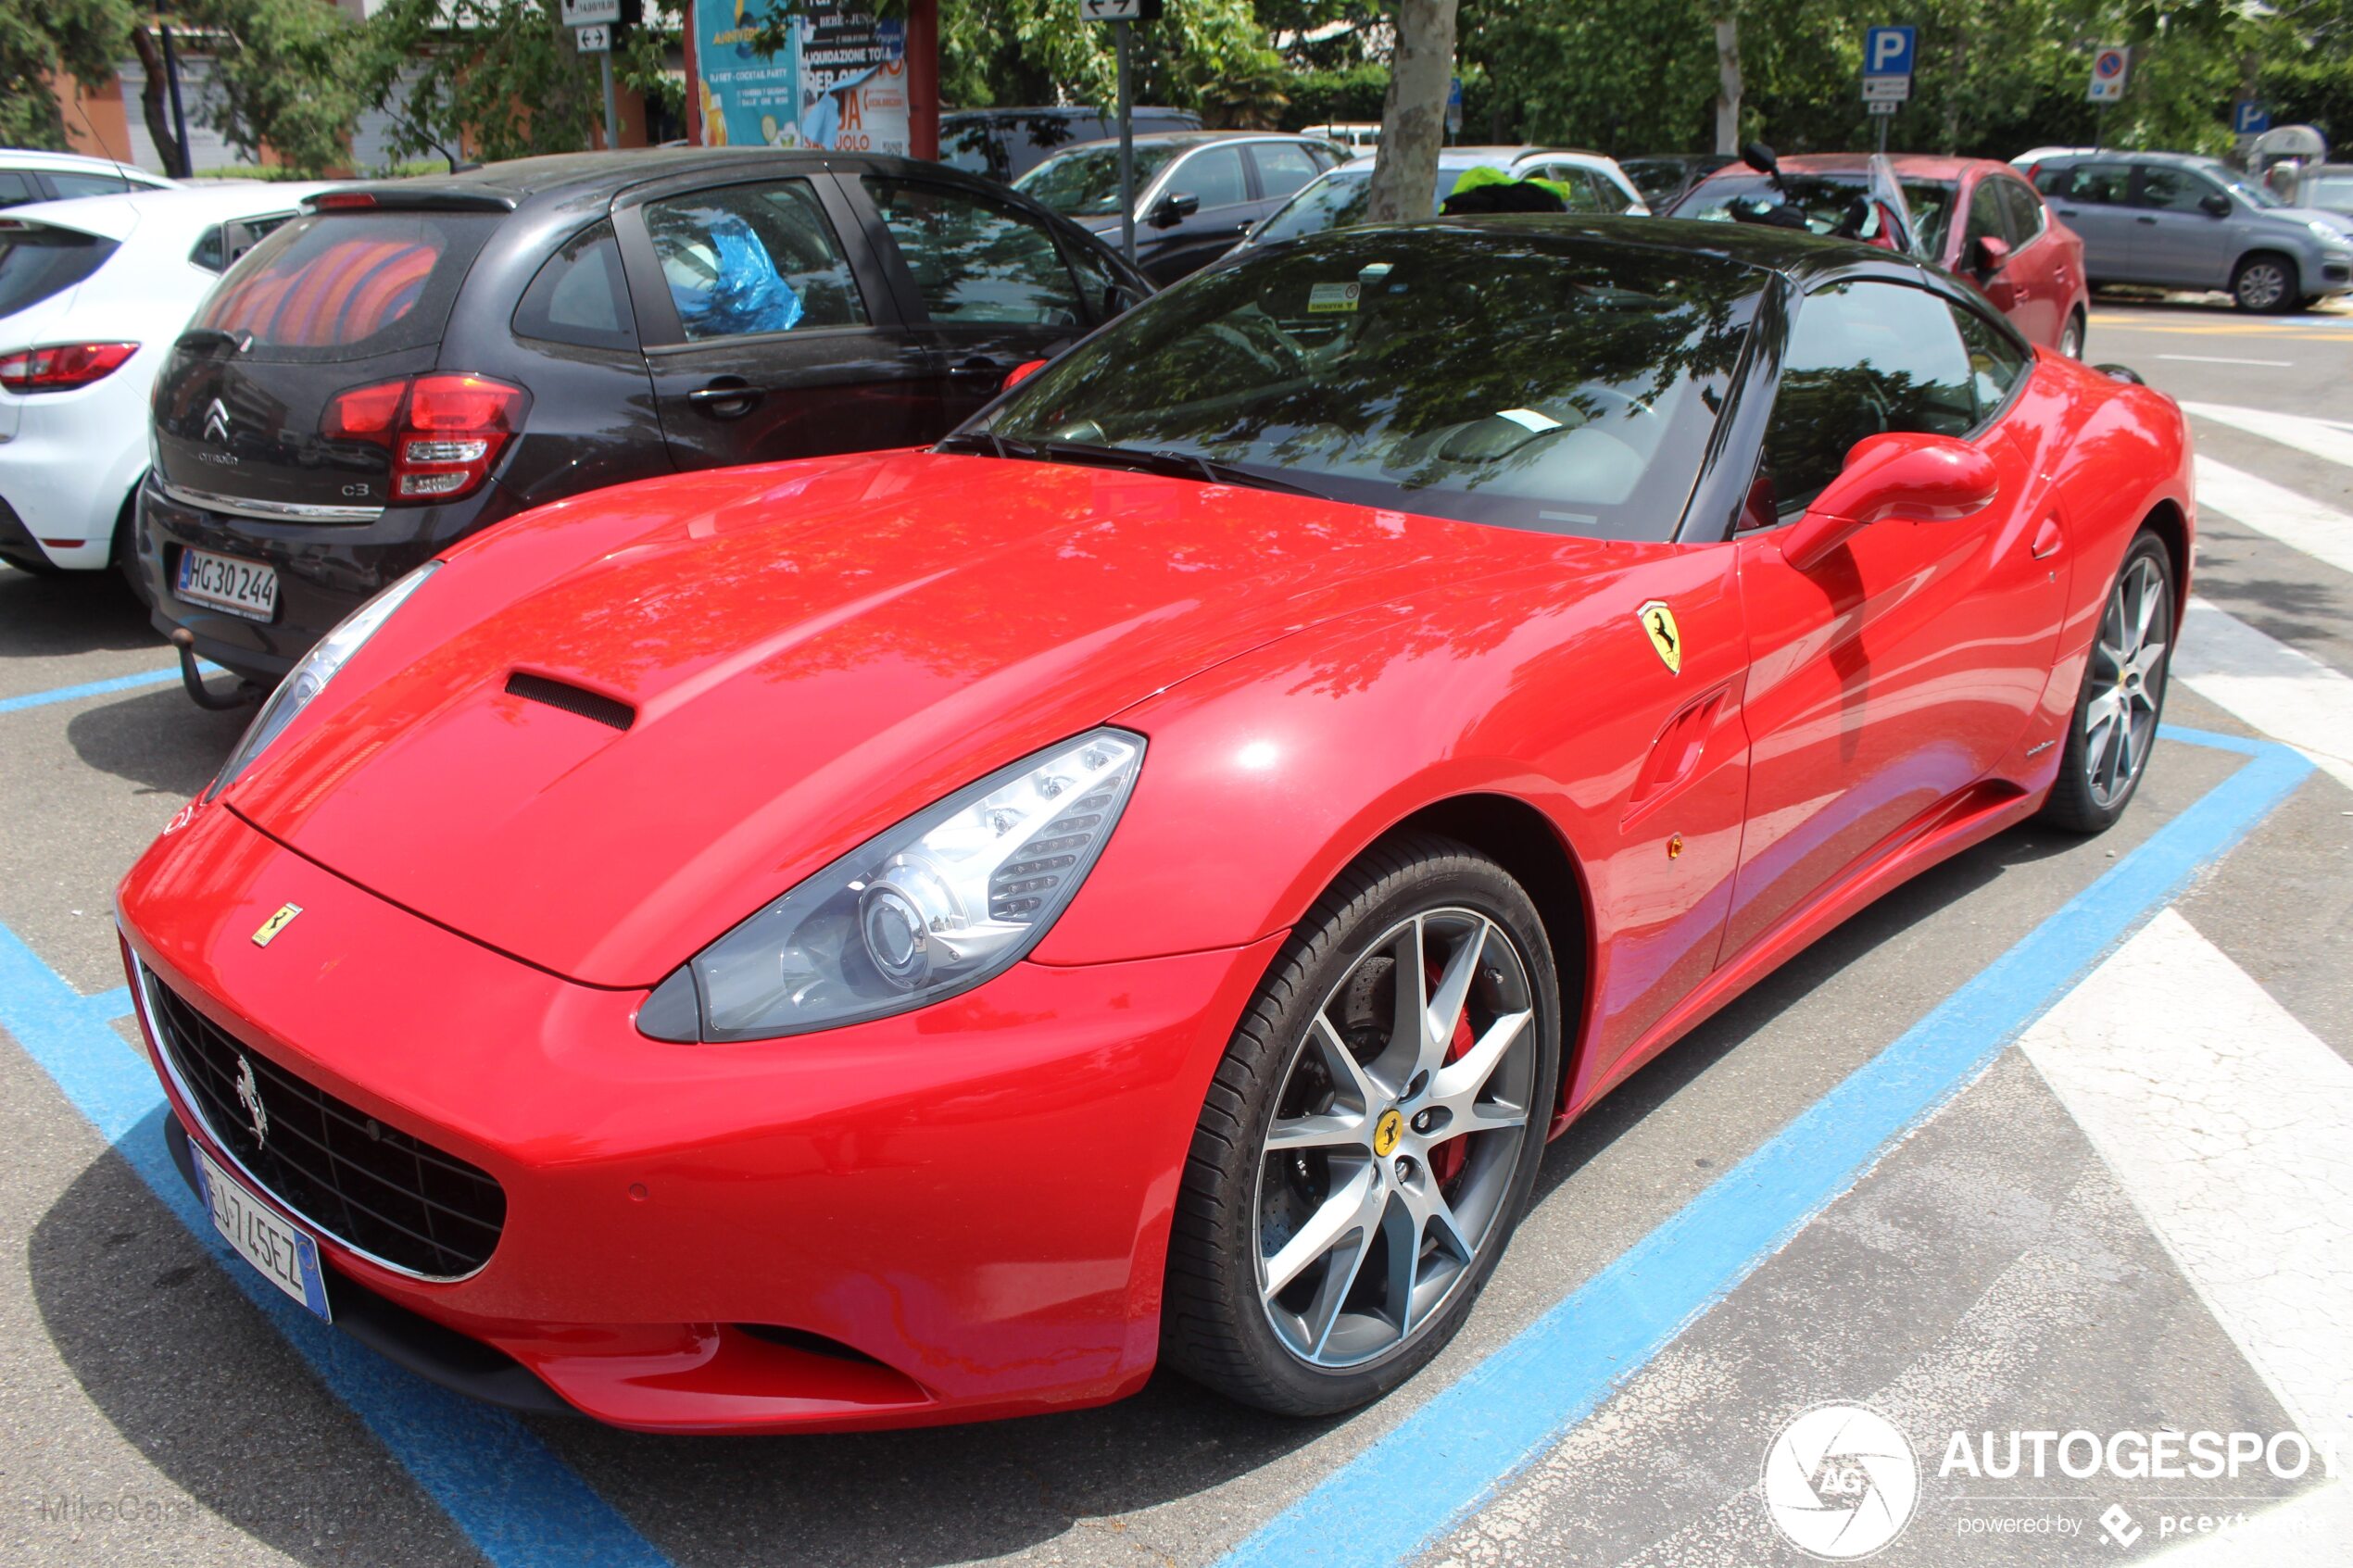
[251,903,304,947]
[1373,1108,1404,1158]
[1637,600,1682,674]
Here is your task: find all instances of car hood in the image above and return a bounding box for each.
[227,448,1507,987]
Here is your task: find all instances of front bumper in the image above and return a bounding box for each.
[136,474,507,684]
[119,799,1277,1432]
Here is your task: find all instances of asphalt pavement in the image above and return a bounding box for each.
[3,294,2349,1567]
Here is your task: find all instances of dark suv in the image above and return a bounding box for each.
[138,148,1151,692]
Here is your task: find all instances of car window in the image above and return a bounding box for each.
[1949,303,2031,420]
[0,171,38,208]
[1963,178,2006,253]
[984,227,1755,542]
[0,225,118,316]
[1760,282,1977,518]
[1994,177,2045,243]
[1014,143,1186,220]
[45,169,133,199]
[1251,143,1323,203]
[2059,163,2133,205]
[863,178,1082,328]
[190,211,299,274]
[195,210,497,361]
[513,220,637,351]
[2136,166,2219,213]
[645,181,867,342]
[1172,146,1248,208]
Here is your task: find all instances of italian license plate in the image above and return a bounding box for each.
[195,1148,332,1322]
[175,547,279,622]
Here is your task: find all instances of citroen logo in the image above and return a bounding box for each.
[233,1055,270,1146]
[203,397,232,445]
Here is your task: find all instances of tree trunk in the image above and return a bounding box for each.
[1712,13,1741,157]
[1365,0,1459,225]
[129,27,187,178]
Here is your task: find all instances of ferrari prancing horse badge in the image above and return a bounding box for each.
[1637,600,1681,674]
[252,903,303,947]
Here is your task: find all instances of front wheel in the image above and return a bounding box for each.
[1161,836,1561,1415]
[2058,311,2085,360]
[2037,531,2174,834]
[2232,253,2298,313]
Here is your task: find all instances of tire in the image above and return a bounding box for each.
[109,492,150,607]
[2037,530,2174,834]
[1161,834,1562,1415]
[2058,310,2085,359]
[2231,253,2298,313]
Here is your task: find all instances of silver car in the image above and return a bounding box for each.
[2022,150,2353,312]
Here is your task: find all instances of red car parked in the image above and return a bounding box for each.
[1673,151,2092,357]
[120,219,2185,1432]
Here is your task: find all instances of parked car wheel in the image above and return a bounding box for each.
[2231,252,2298,313]
[2058,310,2086,359]
[1161,835,1561,1415]
[2037,531,2174,834]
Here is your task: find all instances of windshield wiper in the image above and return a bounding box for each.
[1038,440,1333,499]
[934,430,1039,460]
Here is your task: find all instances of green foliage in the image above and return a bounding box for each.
[939,0,1278,117]
[177,0,371,175]
[0,0,133,150]
[362,0,683,169]
[1281,59,1388,129]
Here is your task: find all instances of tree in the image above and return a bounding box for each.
[1712,11,1739,154]
[0,0,132,151]
[1364,0,1453,223]
[171,0,371,174]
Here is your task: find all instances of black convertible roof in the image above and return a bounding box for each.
[1427,213,1921,286]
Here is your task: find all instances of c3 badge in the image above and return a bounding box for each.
[1637,600,1682,674]
[251,903,303,947]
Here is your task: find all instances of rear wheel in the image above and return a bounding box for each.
[1161,836,1560,1415]
[2037,531,2174,834]
[109,491,149,606]
[2058,310,2085,359]
[2231,253,2298,313]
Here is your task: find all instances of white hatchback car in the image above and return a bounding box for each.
[0,148,175,209]
[0,182,329,579]
[1237,145,1651,256]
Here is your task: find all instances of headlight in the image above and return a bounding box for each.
[639,729,1146,1041]
[2306,220,2347,245]
[208,562,439,797]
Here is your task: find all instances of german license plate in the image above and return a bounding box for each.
[175,547,279,622]
[195,1147,332,1322]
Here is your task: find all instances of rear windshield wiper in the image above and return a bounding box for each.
[175,326,252,355]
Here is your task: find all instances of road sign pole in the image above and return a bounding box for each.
[600,51,619,150]
[1116,19,1135,268]
[1876,111,1888,155]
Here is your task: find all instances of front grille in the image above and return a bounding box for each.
[143,967,506,1278]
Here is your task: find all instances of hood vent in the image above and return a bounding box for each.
[504,671,634,731]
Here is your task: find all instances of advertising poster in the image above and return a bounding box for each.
[695,0,908,155]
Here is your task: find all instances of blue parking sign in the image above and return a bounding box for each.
[2232,101,2271,135]
[1865,26,1916,79]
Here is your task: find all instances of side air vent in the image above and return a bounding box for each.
[504,671,634,731]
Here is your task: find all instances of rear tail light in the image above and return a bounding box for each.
[323,372,528,502]
[0,342,139,394]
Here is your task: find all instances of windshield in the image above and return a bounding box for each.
[1252,167,1495,246]
[1014,143,1187,219]
[977,229,1755,541]
[1675,171,1954,258]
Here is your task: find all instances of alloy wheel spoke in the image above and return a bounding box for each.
[1266,1109,1370,1152]
[1307,1014,1380,1111]
[1378,1186,1424,1341]
[1430,1007,1532,1113]
[1264,1159,1378,1298]
[1302,1207,1381,1356]
[1419,917,1489,1081]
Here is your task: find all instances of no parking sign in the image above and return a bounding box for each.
[2087,46,2129,104]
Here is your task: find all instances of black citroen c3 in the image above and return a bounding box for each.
[138,147,1151,699]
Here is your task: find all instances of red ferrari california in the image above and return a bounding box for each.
[120,217,2189,1433]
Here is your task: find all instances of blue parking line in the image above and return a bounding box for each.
[1217,725,2313,1568]
[0,924,672,1568]
[0,666,183,715]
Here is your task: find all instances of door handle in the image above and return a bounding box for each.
[2031,517,2065,560]
[2057,207,2079,218]
[2135,215,2158,225]
[948,357,1011,380]
[686,379,763,417]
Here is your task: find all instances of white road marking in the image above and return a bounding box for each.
[2173,598,2353,789]
[2159,354,2294,367]
[2194,456,2353,578]
[2181,401,2353,470]
[2018,909,2353,1562]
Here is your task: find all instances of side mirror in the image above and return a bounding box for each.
[1102,282,1148,315]
[2198,191,2232,218]
[1150,192,1201,229]
[1973,233,2012,273]
[1001,358,1049,390]
[1780,433,2000,571]
[1742,140,1780,177]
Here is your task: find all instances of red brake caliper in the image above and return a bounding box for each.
[1428,961,1473,1186]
